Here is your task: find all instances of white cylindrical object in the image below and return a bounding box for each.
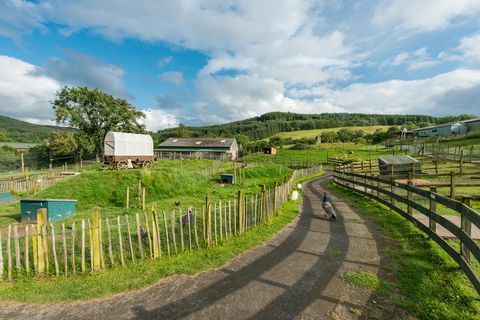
[291,190,299,201]
[296,183,302,189]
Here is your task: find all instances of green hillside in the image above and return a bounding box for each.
[0,114,73,143]
[271,125,391,140]
[155,112,435,142]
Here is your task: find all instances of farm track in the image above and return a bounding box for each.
[0,174,390,319]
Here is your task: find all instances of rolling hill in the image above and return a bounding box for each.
[0,115,73,143]
[155,112,436,142]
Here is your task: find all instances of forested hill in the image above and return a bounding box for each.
[0,115,72,143]
[156,112,436,141]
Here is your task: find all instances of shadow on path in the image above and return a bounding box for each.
[131,174,349,319]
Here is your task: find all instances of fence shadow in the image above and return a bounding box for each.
[129,174,350,319]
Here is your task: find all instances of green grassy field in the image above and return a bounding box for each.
[329,181,480,320]
[244,143,403,164]
[271,125,390,140]
[0,160,293,226]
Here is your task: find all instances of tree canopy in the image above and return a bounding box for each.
[52,86,146,157]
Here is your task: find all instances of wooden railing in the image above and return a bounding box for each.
[0,166,322,280]
[333,169,480,294]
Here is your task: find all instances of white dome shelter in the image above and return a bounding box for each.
[104,131,154,169]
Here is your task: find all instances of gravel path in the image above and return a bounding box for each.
[1,174,384,319]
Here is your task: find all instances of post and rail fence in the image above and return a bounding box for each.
[332,167,480,294]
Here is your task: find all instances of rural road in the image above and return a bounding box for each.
[1,174,384,319]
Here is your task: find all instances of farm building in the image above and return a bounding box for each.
[262,147,277,155]
[103,131,154,169]
[408,118,480,138]
[378,155,421,177]
[156,138,238,160]
[463,117,480,132]
[0,142,39,152]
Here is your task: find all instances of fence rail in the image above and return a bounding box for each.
[0,166,322,280]
[333,168,480,294]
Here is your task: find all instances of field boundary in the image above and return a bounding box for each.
[333,168,480,294]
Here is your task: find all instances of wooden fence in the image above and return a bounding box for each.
[0,166,322,280]
[0,174,73,194]
[333,169,480,294]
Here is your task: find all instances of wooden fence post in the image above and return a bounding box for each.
[50,224,59,276]
[24,225,30,275]
[136,213,144,259]
[7,225,12,279]
[117,216,125,266]
[407,175,413,215]
[126,187,130,210]
[459,149,464,176]
[429,187,437,232]
[71,222,76,274]
[126,215,135,262]
[390,179,395,206]
[450,171,456,199]
[461,197,472,262]
[92,208,102,270]
[36,208,47,274]
[151,206,160,258]
[106,217,114,266]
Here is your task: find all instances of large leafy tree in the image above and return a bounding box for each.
[52,86,146,158]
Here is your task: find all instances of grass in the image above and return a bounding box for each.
[271,125,390,140]
[0,160,293,226]
[0,186,305,302]
[244,143,404,164]
[328,181,480,320]
[343,271,393,296]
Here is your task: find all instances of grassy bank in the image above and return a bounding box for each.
[0,161,293,226]
[0,189,305,302]
[328,181,480,320]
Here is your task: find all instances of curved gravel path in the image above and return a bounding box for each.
[1,174,383,319]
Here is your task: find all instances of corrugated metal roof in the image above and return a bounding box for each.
[378,155,419,165]
[158,137,236,148]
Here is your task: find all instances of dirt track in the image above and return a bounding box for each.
[0,174,387,319]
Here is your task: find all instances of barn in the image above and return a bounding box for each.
[156,138,239,161]
[409,122,468,137]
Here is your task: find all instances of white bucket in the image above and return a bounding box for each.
[291,190,299,201]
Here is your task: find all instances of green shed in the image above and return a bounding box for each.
[220,174,236,184]
[20,199,77,222]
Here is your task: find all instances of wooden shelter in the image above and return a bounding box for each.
[262,147,277,155]
[378,155,421,177]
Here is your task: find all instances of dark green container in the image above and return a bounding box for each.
[20,199,77,222]
[220,174,235,184]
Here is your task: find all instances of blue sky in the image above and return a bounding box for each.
[0,0,479,131]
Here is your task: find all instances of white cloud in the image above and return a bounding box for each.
[157,56,173,68]
[290,68,480,116]
[141,108,179,131]
[373,0,480,32]
[0,55,60,123]
[44,50,130,98]
[160,71,184,85]
[0,0,47,38]
[382,47,437,71]
[458,33,480,63]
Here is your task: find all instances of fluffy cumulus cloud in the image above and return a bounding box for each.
[0,0,480,127]
[140,108,179,131]
[44,50,131,98]
[373,0,480,31]
[0,55,59,122]
[160,71,184,85]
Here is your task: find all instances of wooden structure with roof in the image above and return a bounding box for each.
[378,155,422,177]
[156,137,238,161]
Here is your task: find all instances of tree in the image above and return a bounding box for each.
[52,86,146,158]
[177,123,191,137]
[48,132,78,157]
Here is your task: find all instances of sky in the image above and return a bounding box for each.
[0,0,479,131]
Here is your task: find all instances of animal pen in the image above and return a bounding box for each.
[0,166,321,280]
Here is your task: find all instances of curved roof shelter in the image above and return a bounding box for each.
[104,131,154,157]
